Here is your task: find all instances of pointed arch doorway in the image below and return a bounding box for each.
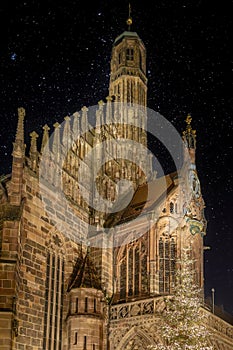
[116,326,156,350]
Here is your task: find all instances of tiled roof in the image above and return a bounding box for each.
[67,248,102,292]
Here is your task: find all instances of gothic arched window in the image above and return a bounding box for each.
[170,202,174,214]
[43,233,65,350]
[120,256,127,299]
[118,235,148,300]
[126,48,134,61]
[159,236,176,294]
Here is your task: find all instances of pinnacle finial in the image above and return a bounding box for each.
[18,107,25,119]
[53,122,60,129]
[126,3,132,30]
[184,113,196,134]
[185,113,192,126]
[98,100,104,108]
[43,124,50,131]
[106,95,112,102]
[30,131,39,140]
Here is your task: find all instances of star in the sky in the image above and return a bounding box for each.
[10,53,17,61]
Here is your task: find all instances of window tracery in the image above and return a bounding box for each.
[43,232,65,350]
[170,202,174,214]
[159,235,176,294]
[126,48,134,61]
[117,235,148,300]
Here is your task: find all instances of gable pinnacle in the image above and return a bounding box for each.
[30,131,39,148]
[29,131,39,171]
[12,107,26,158]
[41,124,50,153]
[52,122,61,156]
[10,107,26,204]
[15,107,25,143]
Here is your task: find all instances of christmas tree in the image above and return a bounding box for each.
[149,248,213,350]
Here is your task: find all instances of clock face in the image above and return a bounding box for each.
[189,170,201,198]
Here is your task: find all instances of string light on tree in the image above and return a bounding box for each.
[148,248,214,350]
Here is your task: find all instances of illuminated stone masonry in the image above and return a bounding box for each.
[0,17,233,350]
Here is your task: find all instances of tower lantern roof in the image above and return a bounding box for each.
[67,248,102,292]
[113,31,140,46]
[113,31,146,50]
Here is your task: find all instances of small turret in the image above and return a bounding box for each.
[66,248,106,350]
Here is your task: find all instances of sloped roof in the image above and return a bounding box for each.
[67,248,102,292]
[113,31,141,46]
[104,172,177,227]
[0,174,11,204]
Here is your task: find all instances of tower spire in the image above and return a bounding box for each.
[126,3,132,30]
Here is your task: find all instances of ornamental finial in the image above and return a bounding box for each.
[182,113,196,150]
[126,3,132,30]
[186,113,192,125]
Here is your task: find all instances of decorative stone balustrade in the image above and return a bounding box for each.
[110,296,233,342]
[110,296,166,320]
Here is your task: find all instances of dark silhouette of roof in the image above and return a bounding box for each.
[67,247,102,292]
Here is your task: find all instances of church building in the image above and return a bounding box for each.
[0,12,233,350]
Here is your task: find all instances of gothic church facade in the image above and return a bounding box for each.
[0,24,233,350]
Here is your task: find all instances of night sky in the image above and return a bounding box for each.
[1,1,232,314]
